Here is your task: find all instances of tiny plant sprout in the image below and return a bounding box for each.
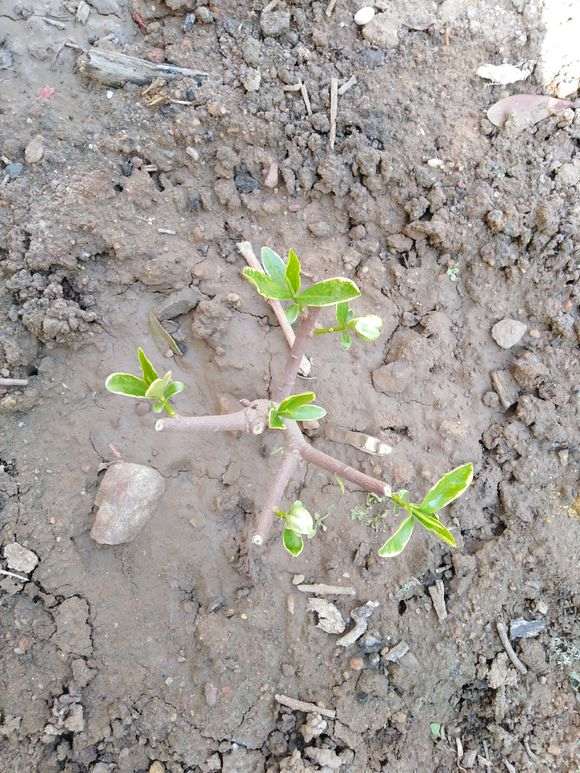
[105,347,184,417]
[105,246,474,562]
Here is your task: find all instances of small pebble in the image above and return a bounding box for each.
[350,656,365,671]
[183,12,195,31]
[5,162,24,179]
[149,763,165,773]
[292,574,305,585]
[3,542,39,573]
[509,618,546,639]
[354,6,375,25]
[204,682,218,706]
[491,318,527,349]
[196,6,214,23]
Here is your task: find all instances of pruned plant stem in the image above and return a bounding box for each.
[252,449,300,545]
[273,309,321,402]
[156,399,270,435]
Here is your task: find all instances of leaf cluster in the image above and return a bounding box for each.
[268,391,326,430]
[105,348,184,417]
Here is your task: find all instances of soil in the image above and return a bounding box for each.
[1,1,579,772]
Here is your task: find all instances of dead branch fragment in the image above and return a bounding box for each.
[336,601,379,647]
[275,694,336,719]
[428,579,448,622]
[325,0,338,17]
[300,81,313,116]
[79,49,208,87]
[0,378,28,387]
[329,78,338,150]
[297,584,356,596]
[496,621,527,674]
[338,75,357,96]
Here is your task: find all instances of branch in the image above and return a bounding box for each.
[272,308,321,402]
[155,399,270,435]
[237,241,311,377]
[252,449,301,545]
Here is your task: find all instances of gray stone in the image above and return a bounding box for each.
[362,13,400,47]
[91,462,165,545]
[491,369,520,409]
[260,10,290,36]
[86,0,121,15]
[491,318,527,348]
[3,542,39,573]
[5,163,24,179]
[157,287,201,320]
[510,618,546,639]
[24,135,44,164]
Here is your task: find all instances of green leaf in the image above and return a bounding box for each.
[145,372,173,402]
[268,407,286,430]
[242,267,294,301]
[412,508,457,547]
[378,515,415,557]
[105,373,148,398]
[282,529,304,557]
[261,247,286,284]
[285,303,301,325]
[286,248,301,294]
[420,463,474,514]
[353,315,383,342]
[277,391,316,416]
[287,404,327,421]
[165,381,185,399]
[336,301,350,327]
[296,278,361,307]
[137,348,158,386]
[340,332,352,350]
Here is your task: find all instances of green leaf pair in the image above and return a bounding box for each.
[105,348,185,417]
[315,302,383,350]
[378,463,474,557]
[268,391,326,430]
[277,501,316,557]
[242,247,361,322]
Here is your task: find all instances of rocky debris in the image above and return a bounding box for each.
[44,694,85,740]
[241,67,261,92]
[382,640,409,663]
[336,601,379,647]
[362,13,399,47]
[354,7,375,26]
[204,682,218,706]
[511,352,549,390]
[477,62,532,85]
[157,287,202,320]
[52,597,93,657]
[305,746,343,769]
[24,135,44,164]
[3,542,39,573]
[491,318,527,348]
[491,369,520,409]
[91,462,165,545]
[510,618,546,639]
[149,762,165,773]
[4,162,24,179]
[260,10,290,37]
[488,652,518,689]
[308,598,346,634]
[299,713,327,743]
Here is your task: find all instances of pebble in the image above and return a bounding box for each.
[0,49,14,70]
[241,67,261,92]
[491,318,527,349]
[260,10,290,37]
[234,169,259,194]
[196,6,214,23]
[91,463,165,545]
[292,574,305,585]
[5,162,24,179]
[358,633,383,653]
[381,640,409,663]
[509,618,546,639]
[3,542,39,573]
[350,656,365,671]
[264,161,279,188]
[204,682,218,706]
[183,13,195,31]
[354,6,375,25]
[362,13,399,47]
[149,763,165,773]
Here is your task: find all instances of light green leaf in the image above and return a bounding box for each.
[261,247,286,284]
[286,248,301,294]
[152,400,166,413]
[296,278,361,308]
[277,391,316,416]
[378,515,415,557]
[282,529,304,557]
[268,407,286,430]
[420,463,474,514]
[336,301,350,327]
[105,373,148,398]
[285,303,301,325]
[287,404,327,421]
[412,508,457,547]
[242,267,294,301]
[340,332,352,350]
[165,380,185,399]
[145,372,173,402]
[285,501,315,537]
[353,315,383,342]
[137,348,158,385]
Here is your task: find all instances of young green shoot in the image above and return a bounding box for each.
[105,347,184,417]
[276,500,316,556]
[268,391,326,430]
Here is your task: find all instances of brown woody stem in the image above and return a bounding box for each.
[252,449,301,545]
[155,399,270,435]
[272,308,321,402]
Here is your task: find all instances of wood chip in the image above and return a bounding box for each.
[428,579,447,622]
[275,694,336,719]
[496,621,527,674]
[300,81,312,116]
[79,49,208,87]
[329,77,338,150]
[381,640,409,662]
[297,583,356,596]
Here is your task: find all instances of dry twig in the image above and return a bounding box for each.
[275,694,336,719]
[329,77,338,150]
[300,81,312,116]
[0,378,28,387]
[296,583,356,596]
[496,621,527,674]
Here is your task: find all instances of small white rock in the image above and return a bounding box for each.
[3,542,39,573]
[354,6,375,26]
[491,318,527,349]
[477,62,532,85]
[24,136,44,164]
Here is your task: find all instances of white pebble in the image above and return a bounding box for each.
[354,6,375,26]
